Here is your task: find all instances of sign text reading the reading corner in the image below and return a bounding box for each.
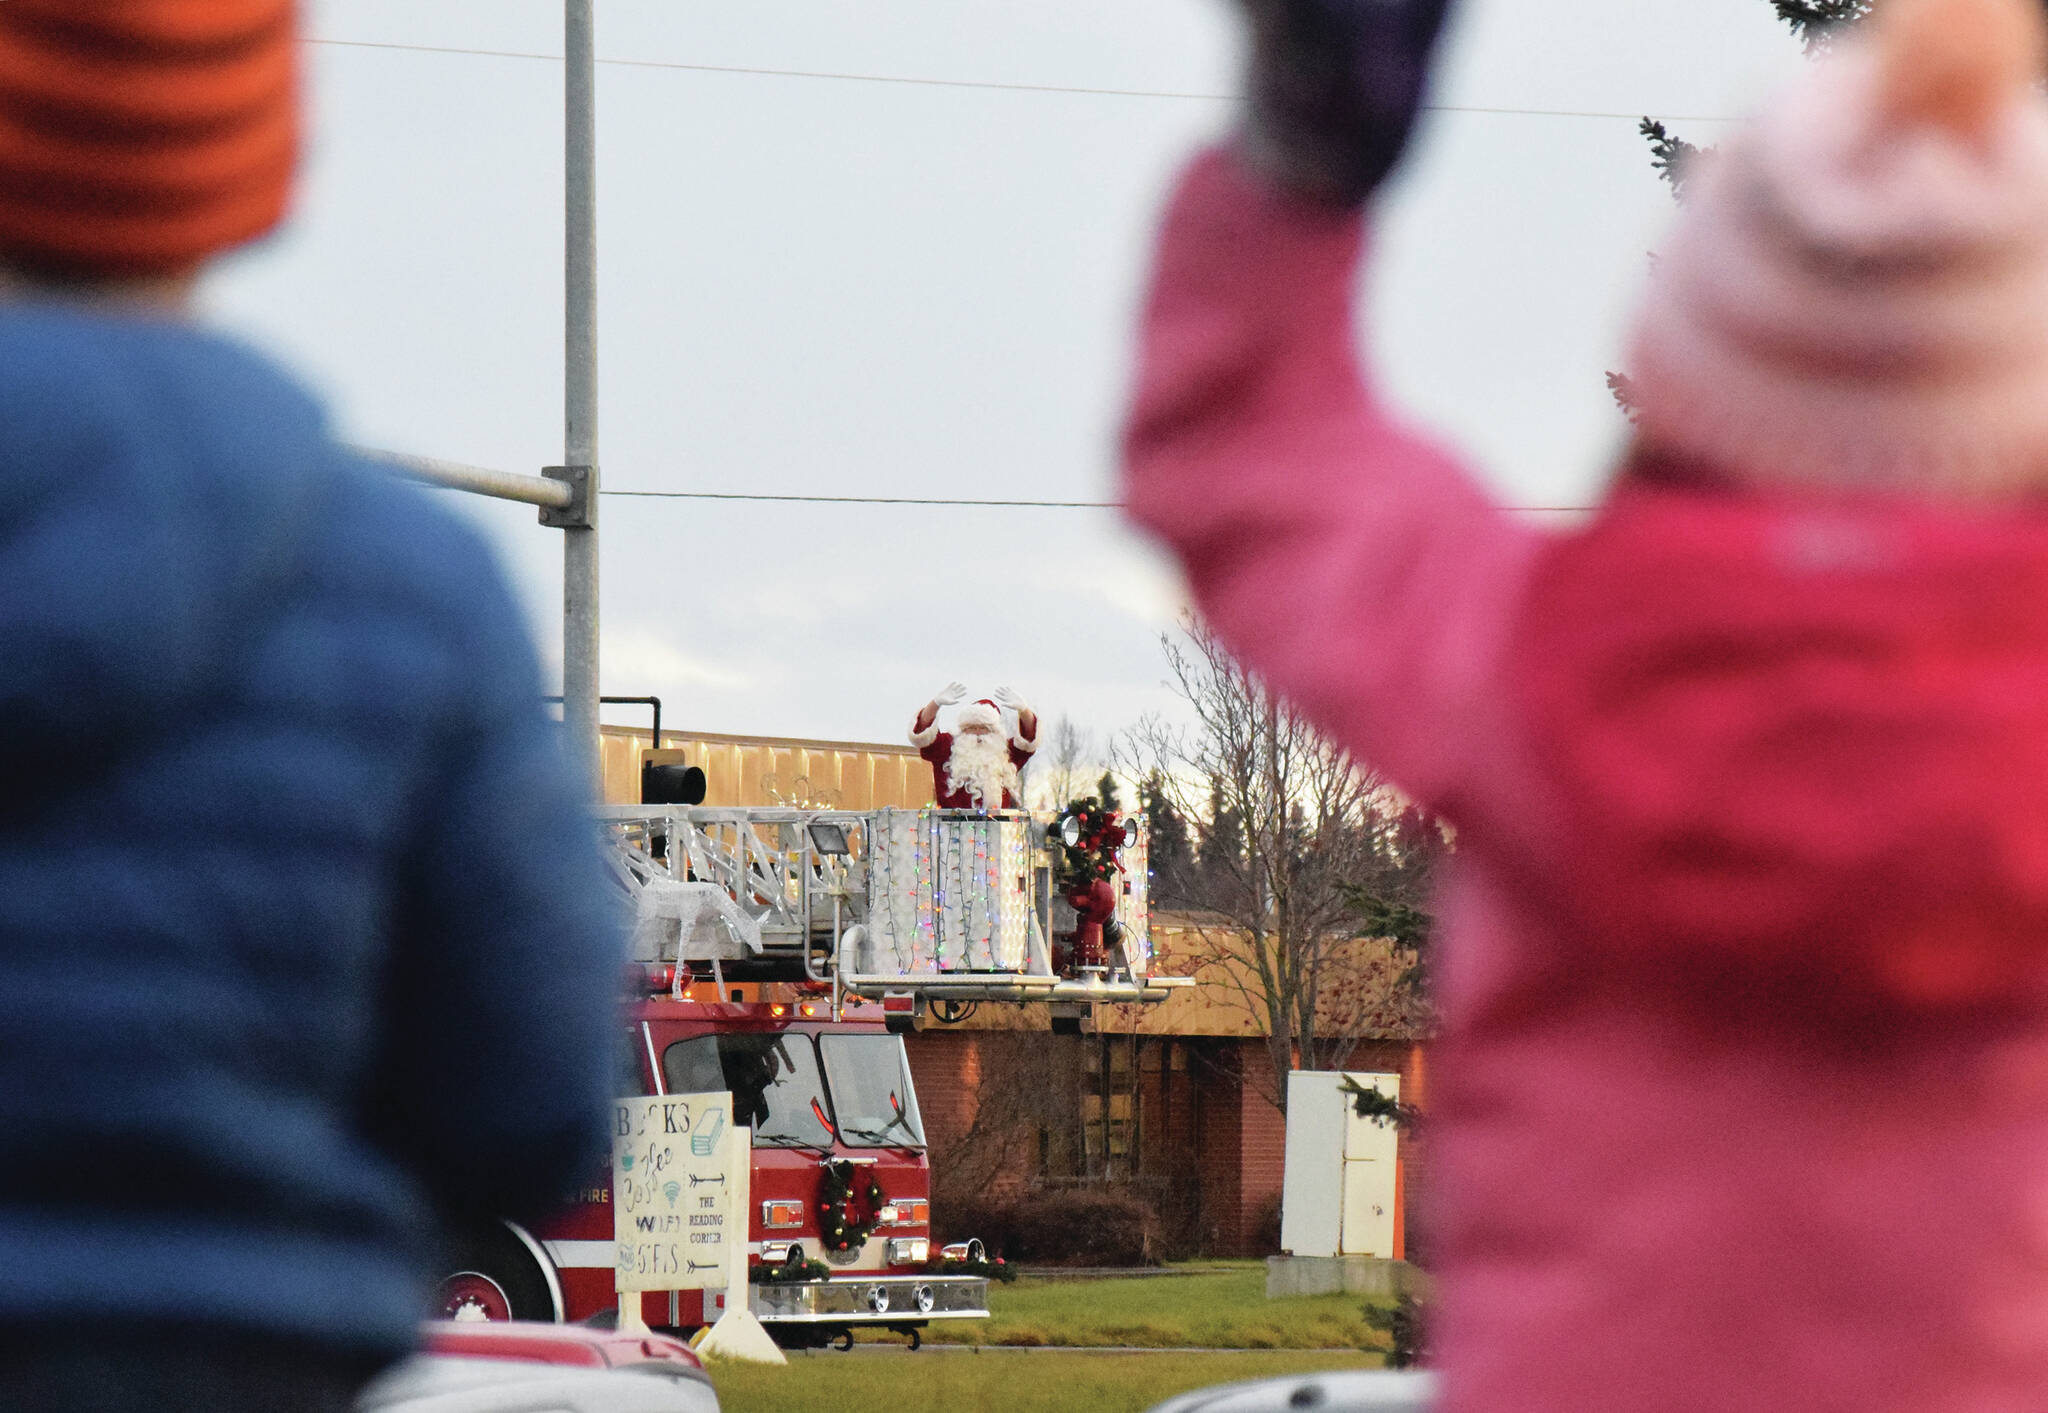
[612,1092,735,1292]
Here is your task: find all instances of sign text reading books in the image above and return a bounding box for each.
[613,1092,735,1292]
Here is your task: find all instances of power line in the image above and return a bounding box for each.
[362,448,1591,514]
[599,487,1590,513]
[304,38,1734,123]
[604,488,1118,508]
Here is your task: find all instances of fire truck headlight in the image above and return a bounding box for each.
[887,1238,929,1265]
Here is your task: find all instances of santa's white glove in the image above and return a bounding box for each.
[933,681,968,707]
[990,685,1028,714]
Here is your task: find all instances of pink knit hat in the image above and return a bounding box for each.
[1625,0,2048,499]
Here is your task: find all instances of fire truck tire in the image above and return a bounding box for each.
[437,1222,561,1323]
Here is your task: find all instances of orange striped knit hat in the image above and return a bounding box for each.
[0,0,297,279]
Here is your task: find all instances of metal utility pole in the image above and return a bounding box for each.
[362,5,605,792]
[554,0,602,790]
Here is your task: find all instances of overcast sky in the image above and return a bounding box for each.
[201,1,1808,751]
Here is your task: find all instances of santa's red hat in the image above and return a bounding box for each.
[955,699,1003,732]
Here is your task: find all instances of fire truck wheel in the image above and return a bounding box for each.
[437,1224,558,1323]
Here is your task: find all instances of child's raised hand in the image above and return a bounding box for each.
[1238,0,1457,206]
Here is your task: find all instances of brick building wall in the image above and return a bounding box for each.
[1188,1042,1288,1254]
[905,1026,1361,1258]
[905,1028,982,1156]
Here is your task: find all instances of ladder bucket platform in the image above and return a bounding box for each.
[837,972,1194,1004]
[599,805,1183,1008]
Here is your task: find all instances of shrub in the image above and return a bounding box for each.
[1400,1198,1430,1270]
[1365,1292,1427,1368]
[1149,1181,1207,1262]
[934,1193,1019,1254]
[1004,1188,1158,1267]
[1248,1191,1283,1256]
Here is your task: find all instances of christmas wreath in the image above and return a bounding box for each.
[816,1158,887,1254]
[1051,798,1126,892]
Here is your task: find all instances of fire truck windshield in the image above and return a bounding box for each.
[661,1033,834,1148]
[819,1034,927,1148]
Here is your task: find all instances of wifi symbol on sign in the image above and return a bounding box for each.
[664,1181,681,1208]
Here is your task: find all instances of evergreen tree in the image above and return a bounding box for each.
[1637,119,1701,201]
[1616,0,1903,414]
[1639,3,1882,201]
[1097,770,1122,813]
[1773,1,1874,42]
[1195,777,1248,914]
[1139,770,1198,909]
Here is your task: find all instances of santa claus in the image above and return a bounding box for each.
[908,682,1038,811]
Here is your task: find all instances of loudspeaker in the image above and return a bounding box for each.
[641,762,706,806]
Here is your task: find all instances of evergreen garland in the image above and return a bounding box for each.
[927,1254,1018,1284]
[752,1250,833,1284]
[815,1158,888,1254]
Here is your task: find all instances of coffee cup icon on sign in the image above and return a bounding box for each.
[691,1107,727,1157]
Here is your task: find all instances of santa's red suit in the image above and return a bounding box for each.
[909,700,1037,810]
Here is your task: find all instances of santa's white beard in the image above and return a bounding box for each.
[946,730,1018,810]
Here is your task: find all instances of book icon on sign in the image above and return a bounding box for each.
[691,1107,726,1156]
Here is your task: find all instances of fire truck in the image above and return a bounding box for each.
[436,795,1187,1348]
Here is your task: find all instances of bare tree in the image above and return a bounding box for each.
[933,1031,1076,1206]
[1032,714,1095,811]
[1120,619,1433,1114]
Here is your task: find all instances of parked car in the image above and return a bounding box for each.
[1145,1370,1435,1413]
[356,1321,718,1413]
[418,1321,711,1382]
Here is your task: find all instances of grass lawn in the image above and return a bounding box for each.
[913,1261,1389,1351]
[706,1348,1386,1413]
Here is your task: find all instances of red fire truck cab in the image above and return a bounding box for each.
[439,985,984,1348]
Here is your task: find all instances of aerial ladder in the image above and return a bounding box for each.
[604,799,1191,1027]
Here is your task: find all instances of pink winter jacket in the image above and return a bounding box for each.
[1124,148,2048,1413]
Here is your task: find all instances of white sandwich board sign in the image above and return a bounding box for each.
[613,1092,739,1292]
